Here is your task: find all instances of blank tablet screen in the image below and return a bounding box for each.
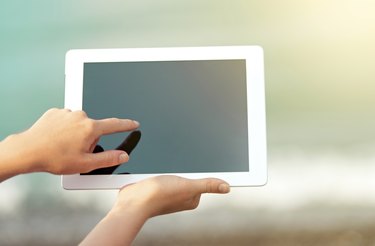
[82,59,248,174]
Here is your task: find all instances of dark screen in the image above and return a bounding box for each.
[82,60,249,174]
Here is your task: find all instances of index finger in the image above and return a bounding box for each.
[94,118,140,136]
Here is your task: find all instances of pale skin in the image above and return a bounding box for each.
[0,108,230,245]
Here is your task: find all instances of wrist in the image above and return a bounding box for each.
[16,129,47,173]
[110,200,150,222]
[80,202,149,246]
[0,132,41,176]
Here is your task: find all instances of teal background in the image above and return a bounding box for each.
[1,1,375,245]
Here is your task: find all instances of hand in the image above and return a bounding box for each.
[80,175,230,246]
[113,175,230,218]
[2,108,139,175]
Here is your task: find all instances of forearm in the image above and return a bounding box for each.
[0,133,40,182]
[80,206,149,246]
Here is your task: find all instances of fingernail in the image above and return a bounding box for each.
[119,153,129,163]
[219,183,230,193]
[133,120,140,127]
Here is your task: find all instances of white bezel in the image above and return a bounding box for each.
[63,46,267,189]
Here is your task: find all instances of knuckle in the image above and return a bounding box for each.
[205,180,214,193]
[108,153,119,165]
[109,117,121,125]
[74,110,88,118]
[98,151,119,167]
[83,119,96,134]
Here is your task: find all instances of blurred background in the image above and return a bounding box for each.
[1,0,375,245]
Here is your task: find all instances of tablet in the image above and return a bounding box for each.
[62,46,267,189]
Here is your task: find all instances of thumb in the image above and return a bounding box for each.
[194,178,231,194]
[84,150,129,170]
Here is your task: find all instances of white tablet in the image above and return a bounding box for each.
[62,46,267,189]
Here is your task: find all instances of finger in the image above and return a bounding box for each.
[95,118,139,136]
[194,178,231,194]
[83,150,129,171]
